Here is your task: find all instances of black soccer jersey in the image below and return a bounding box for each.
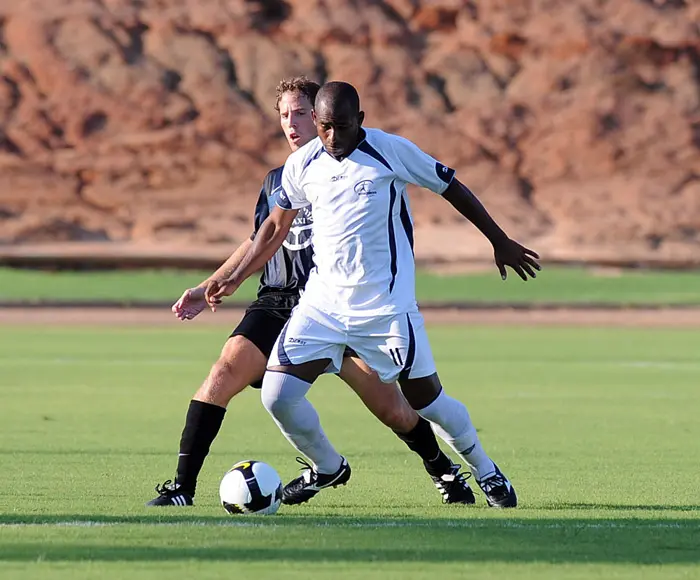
[251,166,315,297]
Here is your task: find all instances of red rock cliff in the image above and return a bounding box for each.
[0,0,698,264]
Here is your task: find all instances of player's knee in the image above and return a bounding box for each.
[196,355,248,406]
[261,371,310,420]
[210,355,236,382]
[378,403,416,432]
[260,374,287,418]
[399,374,443,410]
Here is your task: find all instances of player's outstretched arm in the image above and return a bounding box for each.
[205,206,298,310]
[442,179,541,281]
[171,237,254,320]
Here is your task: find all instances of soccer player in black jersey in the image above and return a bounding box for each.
[147,77,474,507]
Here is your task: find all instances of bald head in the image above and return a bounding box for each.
[313,81,364,160]
[315,81,360,115]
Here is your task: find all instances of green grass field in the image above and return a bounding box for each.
[3,266,700,305]
[1,323,699,579]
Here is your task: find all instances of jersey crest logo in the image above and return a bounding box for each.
[283,206,313,251]
[354,179,377,196]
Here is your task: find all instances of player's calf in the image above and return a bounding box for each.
[146,336,267,507]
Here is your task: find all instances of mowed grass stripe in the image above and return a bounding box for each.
[0,325,699,579]
[3,266,700,305]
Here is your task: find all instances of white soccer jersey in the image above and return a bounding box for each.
[278,128,455,316]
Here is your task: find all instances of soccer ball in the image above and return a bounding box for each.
[219,460,283,515]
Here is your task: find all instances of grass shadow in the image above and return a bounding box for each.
[542,502,700,512]
[1,514,699,564]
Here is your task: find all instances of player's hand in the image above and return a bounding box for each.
[204,278,239,312]
[493,238,541,281]
[172,287,208,321]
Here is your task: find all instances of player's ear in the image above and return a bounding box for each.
[311,109,317,124]
[358,111,365,127]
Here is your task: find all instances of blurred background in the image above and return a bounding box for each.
[0,0,699,301]
[3,5,700,574]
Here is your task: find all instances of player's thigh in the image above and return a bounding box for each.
[268,302,346,381]
[338,354,418,432]
[349,311,437,385]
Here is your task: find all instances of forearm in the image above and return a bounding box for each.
[224,218,289,288]
[196,238,253,290]
[443,179,509,245]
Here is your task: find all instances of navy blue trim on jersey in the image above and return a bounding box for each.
[358,141,392,171]
[436,162,456,184]
[399,314,416,381]
[400,196,414,255]
[302,147,324,172]
[252,166,315,297]
[388,180,398,293]
[276,187,293,210]
[276,320,292,366]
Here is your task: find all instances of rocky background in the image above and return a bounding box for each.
[0,0,699,266]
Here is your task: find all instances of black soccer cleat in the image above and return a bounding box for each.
[430,464,476,504]
[476,464,517,508]
[146,479,194,507]
[282,456,351,505]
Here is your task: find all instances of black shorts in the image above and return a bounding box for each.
[230,293,298,389]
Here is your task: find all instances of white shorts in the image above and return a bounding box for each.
[268,302,437,383]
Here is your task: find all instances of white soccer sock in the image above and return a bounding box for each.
[261,371,343,475]
[417,390,496,481]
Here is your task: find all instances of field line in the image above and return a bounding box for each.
[1,520,698,530]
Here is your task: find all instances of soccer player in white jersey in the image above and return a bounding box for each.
[206,81,540,508]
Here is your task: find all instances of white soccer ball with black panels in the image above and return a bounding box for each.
[219,460,283,515]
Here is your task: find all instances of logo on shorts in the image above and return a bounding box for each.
[287,337,307,345]
[331,174,347,182]
[354,179,377,196]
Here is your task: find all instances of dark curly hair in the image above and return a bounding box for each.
[274,76,321,112]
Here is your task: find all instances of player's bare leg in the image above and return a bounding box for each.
[339,356,475,504]
[147,336,267,506]
[193,336,267,407]
[339,356,416,430]
[400,374,517,508]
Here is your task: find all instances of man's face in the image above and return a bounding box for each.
[313,101,363,159]
[278,91,317,151]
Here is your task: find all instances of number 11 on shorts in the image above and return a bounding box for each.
[388,347,404,367]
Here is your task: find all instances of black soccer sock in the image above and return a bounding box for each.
[175,400,226,495]
[394,416,453,477]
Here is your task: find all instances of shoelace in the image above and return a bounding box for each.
[437,465,472,498]
[154,479,178,496]
[449,468,472,488]
[479,472,507,494]
[294,457,317,482]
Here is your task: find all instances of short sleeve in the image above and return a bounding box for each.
[249,186,269,241]
[387,134,455,195]
[278,159,310,210]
